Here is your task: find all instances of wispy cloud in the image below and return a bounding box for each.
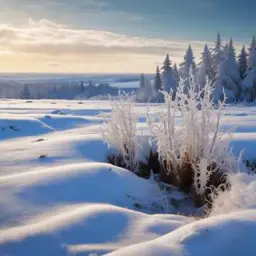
[0,18,244,73]
[0,19,208,60]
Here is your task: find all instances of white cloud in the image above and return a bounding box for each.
[0,19,244,73]
[0,19,210,62]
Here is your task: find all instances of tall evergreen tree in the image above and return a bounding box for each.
[238,45,248,79]
[227,38,241,98]
[80,81,85,93]
[154,66,162,91]
[243,48,256,101]
[248,36,256,70]
[201,44,214,81]
[215,38,241,101]
[223,43,229,57]
[136,75,154,103]
[173,63,180,84]
[52,84,57,94]
[162,54,172,72]
[179,45,196,93]
[139,73,146,89]
[212,33,224,74]
[198,44,213,88]
[180,44,196,78]
[20,85,30,99]
[161,54,177,95]
[251,48,256,68]
[228,38,236,57]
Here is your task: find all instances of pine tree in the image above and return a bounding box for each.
[180,44,196,79]
[88,81,94,88]
[227,38,241,98]
[228,38,236,57]
[243,48,256,101]
[173,63,180,84]
[252,48,256,69]
[212,33,224,74]
[80,81,85,93]
[161,54,177,95]
[52,84,57,94]
[154,66,162,91]
[200,44,214,81]
[238,46,248,79]
[215,38,241,101]
[139,73,146,89]
[198,44,211,88]
[162,54,172,72]
[223,43,229,57]
[248,36,256,70]
[20,85,30,99]
[136,75,153,102]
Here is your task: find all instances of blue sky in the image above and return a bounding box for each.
[0,0,255,73]
[1,0,255,40]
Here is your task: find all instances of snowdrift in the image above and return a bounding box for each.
[0,163,162,208]
[0,204,192,256]
[108,209,256,256]
[1,99,256,256]
[0,115,54,140]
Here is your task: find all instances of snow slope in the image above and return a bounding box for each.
[108,210,256,256]
[0,99,256,255]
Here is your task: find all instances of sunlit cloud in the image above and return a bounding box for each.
[0,19,243,73]
[0,19,206,57]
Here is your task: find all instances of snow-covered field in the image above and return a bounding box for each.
[1,99,256,256]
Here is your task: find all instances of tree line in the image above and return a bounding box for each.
[137,34,256,103]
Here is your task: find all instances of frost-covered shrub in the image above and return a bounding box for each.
[149,76,241,206]
[103,95,139,171]
[103,75,243,208]
[148,90,181,185]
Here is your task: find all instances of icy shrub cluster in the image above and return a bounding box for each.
[103,94,139,172]
[148,77,242,206]
[103,76,243,208]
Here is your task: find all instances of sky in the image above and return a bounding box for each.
[0,0,255,73]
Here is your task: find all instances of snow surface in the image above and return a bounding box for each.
[108,210,256,256]
[0,99,256,255]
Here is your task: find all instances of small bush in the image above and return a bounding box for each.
[103,95,139,172]
[103,76,243,209]
[148,76,240,206]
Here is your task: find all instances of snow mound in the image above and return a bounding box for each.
[40,114,103,130]
[0,163,162,209]
[1,100,256,256]
[108,209,256,256]
[211,173,256,216]
[0,204,192,256]
[0,115,54,140]
[0,133,109,176]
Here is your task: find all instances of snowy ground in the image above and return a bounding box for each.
[0,99,256,255]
